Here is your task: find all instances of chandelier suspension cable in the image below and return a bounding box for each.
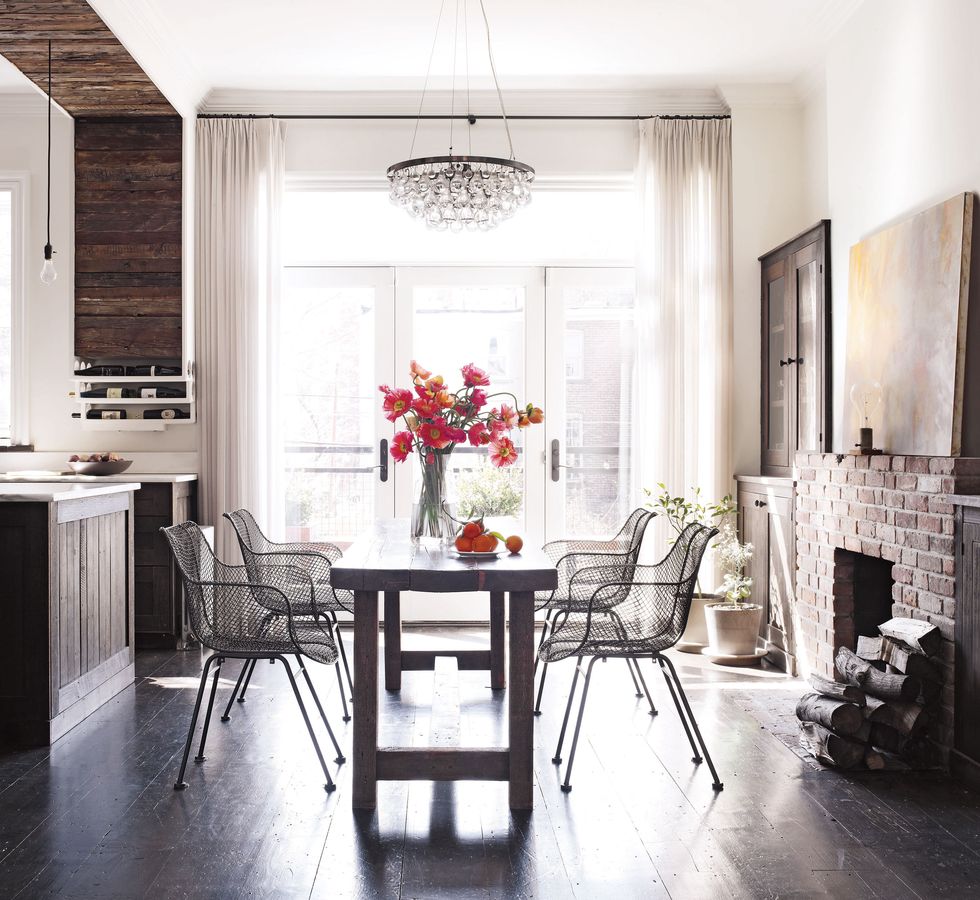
[448,0,460,154]
[477,0,514,159]
[409,0,448,160]
[464,0,472,155]
[46,39,52,249]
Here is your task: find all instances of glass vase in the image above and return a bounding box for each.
[412,452,456,543]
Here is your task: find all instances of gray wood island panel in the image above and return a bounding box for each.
[0,483,138,746]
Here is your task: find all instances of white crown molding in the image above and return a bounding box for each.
[718,83,802,109]
[200,87,729,117]
[812,0,865,40]
[793,64,827,104]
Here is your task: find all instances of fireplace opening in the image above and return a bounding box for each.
[833,548,896,648]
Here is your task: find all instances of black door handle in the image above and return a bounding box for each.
[376,439,389,483]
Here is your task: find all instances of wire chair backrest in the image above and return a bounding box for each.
[596,508,657,606]
[162,520,283,651]
[653,522,719,646]
[225,507,274,554]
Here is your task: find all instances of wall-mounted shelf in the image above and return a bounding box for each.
[69,374,195,431]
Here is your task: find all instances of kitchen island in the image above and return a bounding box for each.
[0,483,139,746]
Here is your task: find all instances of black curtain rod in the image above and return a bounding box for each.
[196,113,730,121]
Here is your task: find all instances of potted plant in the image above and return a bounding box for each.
[703,523,762,660]
[644,484,734,653]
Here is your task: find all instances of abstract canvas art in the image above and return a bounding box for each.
[844,192,974,456]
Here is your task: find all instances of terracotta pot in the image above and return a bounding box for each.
[676,592,723,653]
[704,602,763,656]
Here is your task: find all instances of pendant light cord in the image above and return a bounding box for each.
[46,39,52,249]
[477,0,515,160]
[409,0,448,159]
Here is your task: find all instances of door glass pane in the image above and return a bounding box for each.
[797,260,818,450]
[767,276,786,451]
[281,280,377,542]
[0,190,11,441]
[561,282,635,537]
[411,284,526,534]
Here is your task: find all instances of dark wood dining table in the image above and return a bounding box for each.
[331,519,558,810]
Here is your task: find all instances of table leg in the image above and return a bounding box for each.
[353,589,379,810]
[490,591,506,690]
[383,590,402,691]
[508,590,535,810]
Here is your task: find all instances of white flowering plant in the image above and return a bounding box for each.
[716,523,753,606]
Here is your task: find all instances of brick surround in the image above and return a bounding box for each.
[795,452,980,759]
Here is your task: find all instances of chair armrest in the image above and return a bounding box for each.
[265,539,342,563]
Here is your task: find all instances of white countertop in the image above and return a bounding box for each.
[0,472,197,484]
[0,483,142,502]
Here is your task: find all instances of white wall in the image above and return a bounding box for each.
[812,0,980,449]
[0,95,198,471]
[726,95,810,476]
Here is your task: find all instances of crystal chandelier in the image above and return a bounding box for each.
[387,0,534,232]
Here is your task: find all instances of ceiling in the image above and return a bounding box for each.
[0,0,176,115]
[87,0,863,113]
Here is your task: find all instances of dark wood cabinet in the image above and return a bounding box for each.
[133,479,196,648]
[736,476,797,674]
[760,221,831,476]
[954,499,980,788]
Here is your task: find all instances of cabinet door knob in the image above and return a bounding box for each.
[754,499,768,508]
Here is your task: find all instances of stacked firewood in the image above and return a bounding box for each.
[797,618,943,769]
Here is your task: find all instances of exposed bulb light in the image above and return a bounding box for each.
[40,245,57,284]
[387,0,534,232]
[40,39,57,285]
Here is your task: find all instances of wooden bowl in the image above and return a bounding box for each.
[67,459,133,476]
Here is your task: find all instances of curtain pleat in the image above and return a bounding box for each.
[634,118,734,573]
[196,119,285,559]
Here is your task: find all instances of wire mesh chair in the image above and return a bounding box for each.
[162,521,346,793]
[533,508,656,716]
[224,508,355,722]
[539,522,723,793]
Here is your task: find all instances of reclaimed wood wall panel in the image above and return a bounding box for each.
[0,1,176,117]
[74,116,183,360]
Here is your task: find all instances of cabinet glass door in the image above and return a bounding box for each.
[794,243,822,453]
[763,261,791,470]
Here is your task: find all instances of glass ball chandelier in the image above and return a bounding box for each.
[387,0,534,232]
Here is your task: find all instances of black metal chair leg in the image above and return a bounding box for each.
[535,611,567,716]
[194,657,223,763]
[631,657,658,716]
[561,656,601,793]
[533,609,554,678]
[625,658,644,697]
[221,659,250,722]
[237,658,256,703]
[278,655,336,792]
[333,614,354,702]
[552,656,584,764]
[334,662,351,722]
[296,655,346,764]
[174,653,219,790]
[658,654,724,791]
[656,654,702,763]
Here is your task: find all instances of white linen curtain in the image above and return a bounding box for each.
[196,118,285,559]
[633,118,734,566]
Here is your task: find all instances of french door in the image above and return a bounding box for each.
[281,265,635,617]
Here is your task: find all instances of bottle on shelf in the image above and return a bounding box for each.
[79,387,138,399]
[72,410,128,420]
[142,408,190,420]
[74,365,126,377]
[127,364,182,377]
[139,386,186,399]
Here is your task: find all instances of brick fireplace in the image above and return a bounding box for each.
[795,452,980,759]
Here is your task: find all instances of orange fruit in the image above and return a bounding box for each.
[462,521,482,539]
[486,534,499,551]
[455,535,474,552]
[472,534,494,552]
[505,535,523,554]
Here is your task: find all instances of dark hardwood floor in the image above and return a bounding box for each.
[1,628,980,898]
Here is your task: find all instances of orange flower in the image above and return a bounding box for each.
[435,389,455,409]
[410,360,432,380]
[527,406,544,424]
